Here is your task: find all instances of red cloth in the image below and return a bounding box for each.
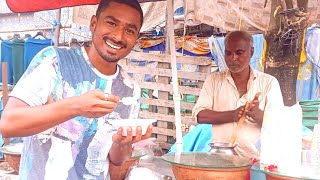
[5,0,100,13]
[246,158,259,180]
[246,158,278,180]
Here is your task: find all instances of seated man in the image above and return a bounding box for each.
[192,30,284,159]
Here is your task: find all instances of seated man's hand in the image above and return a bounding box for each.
[237,105,246,120]
[112,125,153,146]
[237,93,264,125]
[246,93,264,125]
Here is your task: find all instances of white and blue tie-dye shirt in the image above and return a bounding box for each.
[10,46,140,180]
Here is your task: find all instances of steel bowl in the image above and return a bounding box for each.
[208,142,238,156]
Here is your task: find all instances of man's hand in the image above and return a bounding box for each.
[76,89,119,118]
[238,93,264,125]
[236,105,246,121]
[109,125,153,166]
[247,93,264,124]
[112,125,153,146]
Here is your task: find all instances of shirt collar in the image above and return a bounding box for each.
[225,66,257,82]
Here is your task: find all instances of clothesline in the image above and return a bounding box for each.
[0,26,71,34]
[38,17,91,40]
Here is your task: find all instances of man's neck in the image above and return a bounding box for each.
[84,46,118,76]
[230,67,251,97]
[230,67,251,84]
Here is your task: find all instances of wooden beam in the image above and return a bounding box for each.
[139,111,197,125]
[139,82,201,96]
[126,51,213,66]
[141,97,195,110]
[125,66,208,81]
[153,127,187,137]
[153,127,176,136]
[156,61,170,144]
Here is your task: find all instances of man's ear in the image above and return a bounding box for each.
[90,15,98,33]
[250,47,254,57]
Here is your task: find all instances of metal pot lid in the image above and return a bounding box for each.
[0,143,23,155]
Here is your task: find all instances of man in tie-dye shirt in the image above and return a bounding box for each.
[0,0,151,179]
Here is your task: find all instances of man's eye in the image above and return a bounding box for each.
[126,29,135,35]
[236,51,244,55]
[107,21,116,26]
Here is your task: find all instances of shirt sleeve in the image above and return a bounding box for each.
[10,47,59,106]
[192,74,215,121]
[129,83,141,119]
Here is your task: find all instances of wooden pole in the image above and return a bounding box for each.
[54,9,62,47]
[155,7,171,150]
[166,0,183,153]
[2,62,9,145]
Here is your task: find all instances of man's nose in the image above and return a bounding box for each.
[111,27,124,42]
[231,53,238,61]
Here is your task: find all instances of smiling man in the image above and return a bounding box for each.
[192,31,284,159]
[0,0,151,179]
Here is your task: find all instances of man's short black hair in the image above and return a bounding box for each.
[96,0,144,27]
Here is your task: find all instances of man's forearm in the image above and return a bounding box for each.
[197,109,238,125]
[109,142,133,166]
[0,97,79,137]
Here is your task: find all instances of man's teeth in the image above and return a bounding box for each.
[106,41,121,49]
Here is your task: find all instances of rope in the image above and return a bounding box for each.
[51,20,61,35]
[182,0,188,56]
[239,0,244,30]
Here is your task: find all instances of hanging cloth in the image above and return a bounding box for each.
[12,38,25,84]
[1,40,13,84]
[296,24,320,100]
[24,38,53,71]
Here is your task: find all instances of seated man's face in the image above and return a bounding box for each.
[224,37,253,73]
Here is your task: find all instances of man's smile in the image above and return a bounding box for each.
[106,41,122,50]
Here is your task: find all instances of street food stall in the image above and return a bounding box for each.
[1,0,320,180]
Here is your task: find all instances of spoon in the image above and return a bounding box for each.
[229,102,250,146]
[105,93,137,106]
[119,96,137,106]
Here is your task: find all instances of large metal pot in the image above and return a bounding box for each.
[0,143,23,174]
[208,142,238,156]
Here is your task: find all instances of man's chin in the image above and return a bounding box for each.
[228,67,238,73]
[228,67,248,74]
[96,46,126,63]
[103,57,121,63]
[100,53,122,63]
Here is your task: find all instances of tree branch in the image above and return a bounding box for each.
[284,0,293,9]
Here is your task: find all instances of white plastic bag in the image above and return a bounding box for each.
[260,103,302,175]
[125,167,162,180]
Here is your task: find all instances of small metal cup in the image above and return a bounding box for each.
[208,142,238,156]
